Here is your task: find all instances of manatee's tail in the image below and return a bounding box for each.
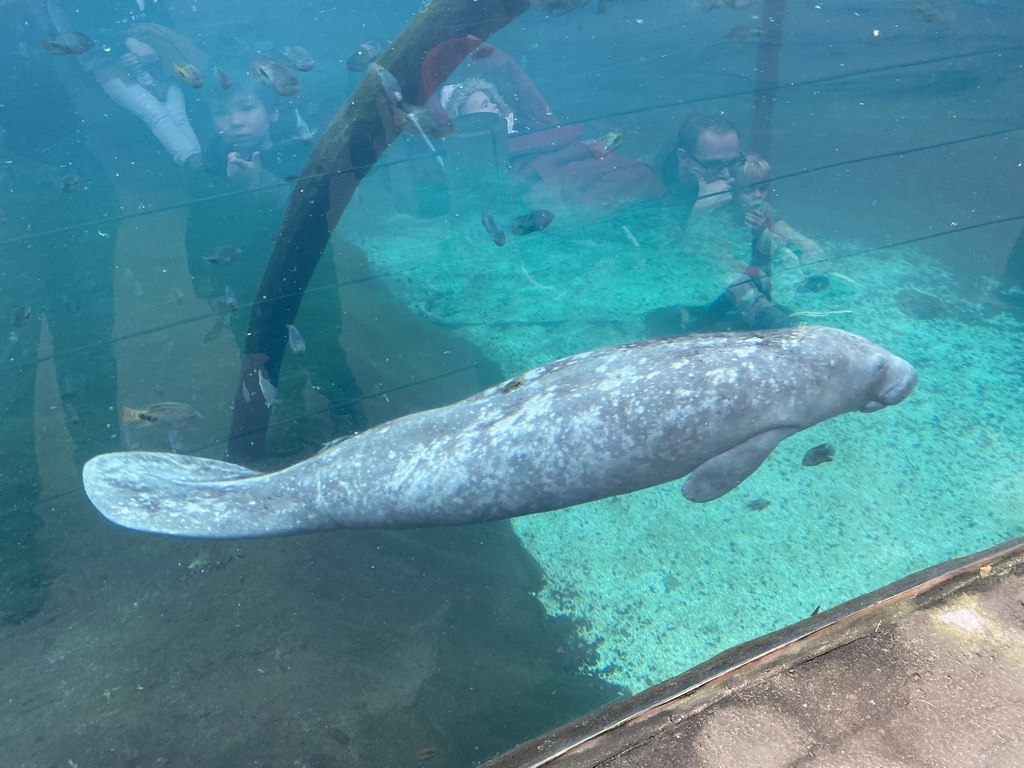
[83,451,325,538]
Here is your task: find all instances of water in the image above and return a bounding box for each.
[1,0,1022,764]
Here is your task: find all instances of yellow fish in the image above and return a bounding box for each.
[122,402,202,429]
[173,62,204,89]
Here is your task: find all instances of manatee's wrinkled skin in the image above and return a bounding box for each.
[83,327,917,538]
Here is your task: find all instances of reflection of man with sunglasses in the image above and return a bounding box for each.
[670,112,744,217]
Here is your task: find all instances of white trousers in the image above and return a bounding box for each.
[101,77,201,166]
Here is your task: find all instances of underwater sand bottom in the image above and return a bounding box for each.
[352,206,1024,693]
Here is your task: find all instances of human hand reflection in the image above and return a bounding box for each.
[226,151,262,189]
[693,178,732,211]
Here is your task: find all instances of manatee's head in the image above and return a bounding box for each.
[781,326,918,416]
[858,347,918,413]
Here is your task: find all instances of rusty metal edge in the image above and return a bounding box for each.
[481,535,1024,768]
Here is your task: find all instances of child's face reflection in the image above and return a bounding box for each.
[212,95,277,153]
[737,183,769,213]
[461,90,500,116]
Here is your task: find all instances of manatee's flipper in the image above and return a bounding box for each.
[83,452,321,538]
[681,428,796,502]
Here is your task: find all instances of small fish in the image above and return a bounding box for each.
[203,245,241,264]
[500,375,526,394]
[481,211,507,246]
[747,498,770,511]
[294,109,314,145]
[471,44,495,60]
[368,65,440,134]
[599,130,627,153]
[39,32,94,55]
[286,323,306,355]
[97,229,113,240]
[61,175,83,192]
[257,369,281,407]
[10,307,31,328]
[214,66,233,90]
[321,434,355,450]
[203,315,227,343]
[369,64,449,161]
[371,63,404,110]
[241,379,252,403]
[508,209,554,236]
[223,286,238,311]
[251,55,301,98]
[282,46,315,72]
[802,443,835,467]
[122,402,202,429]
[173,62,204,89]
[345,40,385,72]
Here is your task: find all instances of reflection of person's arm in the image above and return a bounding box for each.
[774,220,830,271]
[121,40,161,89]
[692,179,732,212]
[124,38,159,67]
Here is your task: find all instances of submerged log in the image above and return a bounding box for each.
[751,0,787,159]
[227,0,532,462]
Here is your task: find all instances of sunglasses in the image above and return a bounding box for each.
[691,151,746,177]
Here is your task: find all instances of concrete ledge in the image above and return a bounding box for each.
[484,536,1024,768]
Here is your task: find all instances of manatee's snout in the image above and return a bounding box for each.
[861,354,918,412]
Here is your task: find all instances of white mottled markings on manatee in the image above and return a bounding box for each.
[82,327,917,537]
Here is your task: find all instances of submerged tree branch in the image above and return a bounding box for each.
[227,0,531,462]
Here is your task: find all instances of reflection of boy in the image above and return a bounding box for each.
[210,89,281,188]
[706,154,829,327]
[187,85,366,446]
[730,155,830,302]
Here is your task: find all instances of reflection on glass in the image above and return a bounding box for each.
[1,0,1023,764]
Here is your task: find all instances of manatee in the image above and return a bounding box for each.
[82,326,917,538]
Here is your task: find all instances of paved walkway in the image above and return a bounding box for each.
[484,537,1024,768]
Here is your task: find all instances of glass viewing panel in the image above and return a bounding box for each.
[0,0,1021,764]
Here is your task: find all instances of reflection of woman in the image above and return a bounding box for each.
[89,23,206,168]
[46,0,205,168]
[426,39,665,219]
